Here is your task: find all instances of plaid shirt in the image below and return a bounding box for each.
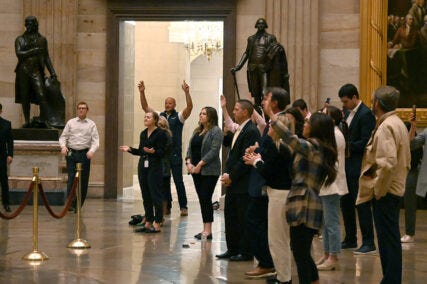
[272,120,325,230]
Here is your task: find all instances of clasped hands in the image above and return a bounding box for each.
[243,142,261,166]
[186,161,201,174]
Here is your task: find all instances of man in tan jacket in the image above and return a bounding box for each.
[357,86,410,284]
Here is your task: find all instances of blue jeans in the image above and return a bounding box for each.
[321,194,341,254]
[373,193,402,284]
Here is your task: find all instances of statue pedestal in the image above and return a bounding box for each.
[9,139,66,205]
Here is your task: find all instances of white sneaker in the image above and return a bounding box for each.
[400,235,414,243]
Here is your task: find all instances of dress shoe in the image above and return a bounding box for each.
[317,259,339,271]
[180,208,188,216]
[194,232,213,240]
[215,251,233,259]
[229,254,253,261]
[244,266,276,278]
[341,241,357,250]
[353,244,376,255]
[4,205,11,213]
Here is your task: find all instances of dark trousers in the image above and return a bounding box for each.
[163,177,172,206]
[224,192,250,255]
[290,224,319,284]
[170,160,187,209]
[0,157,9,206]
[246,196,274,268]
[66,150,91,208]
[138,160,163,224]
[341,175,375,246]
[403,168,419,236]
[192,174,218,223]
[373,194,402,284]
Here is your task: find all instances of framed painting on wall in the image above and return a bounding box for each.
[360,0,427,125]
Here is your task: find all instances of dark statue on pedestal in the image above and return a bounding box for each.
[15,16,65,129]
[231,18,290,106]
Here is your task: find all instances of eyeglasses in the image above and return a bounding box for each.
[78,107,88,110]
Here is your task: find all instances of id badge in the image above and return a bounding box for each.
[144,160,149,168]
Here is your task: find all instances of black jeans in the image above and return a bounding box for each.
[192,174,218,223]
[290,224,318,284]
[373,194,402,284]
[403,168,419,236]
[66,150,91,208]
[0,156,10,206]
[341,175,375,246]
[246,196,274,268]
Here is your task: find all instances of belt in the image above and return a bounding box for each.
[70,148,89,153]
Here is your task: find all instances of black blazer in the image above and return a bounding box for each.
[223,121,260,194]
[345,102,376,178]
[0,117,13,159]
[129,127,167,171]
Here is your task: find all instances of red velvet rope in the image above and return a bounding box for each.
[39,176,79,219]
[0,181,34,220]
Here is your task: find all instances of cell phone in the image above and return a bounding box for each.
[412,104,416,120]
[325,98,330,104]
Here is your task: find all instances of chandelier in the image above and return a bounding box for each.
[183,21,223,61]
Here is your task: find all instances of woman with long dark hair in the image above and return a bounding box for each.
[185,107,223,240]
[285,106,305,138]
[315,106,349,270]
[265,99,337,284]
[120,111,168,233]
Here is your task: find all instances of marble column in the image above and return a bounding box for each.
[265,0,319,109]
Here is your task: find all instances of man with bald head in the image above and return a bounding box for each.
[138,80,193,216]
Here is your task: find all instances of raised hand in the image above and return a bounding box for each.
[138,80,145,93]
[182,80,190,94]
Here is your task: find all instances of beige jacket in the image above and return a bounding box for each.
[356,111,410,204]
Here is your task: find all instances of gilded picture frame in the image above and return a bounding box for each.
[360,0,427,126]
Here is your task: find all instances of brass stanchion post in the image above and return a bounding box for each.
[67,163,91,249]
[23,167,49,261]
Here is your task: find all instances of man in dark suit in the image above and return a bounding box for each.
[0,104,13,212]
[338,84,376,254]
[216,99,260,261]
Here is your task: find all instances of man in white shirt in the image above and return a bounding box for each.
[59,102,99,211]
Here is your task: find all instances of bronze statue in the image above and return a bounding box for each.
[15,16,65,128]
[231,18,290,106]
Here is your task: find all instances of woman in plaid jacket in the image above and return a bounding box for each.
[265,101,337,284]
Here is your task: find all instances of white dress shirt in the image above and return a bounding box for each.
[59,117,100,153]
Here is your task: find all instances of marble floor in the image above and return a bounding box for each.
[1,198,427,283]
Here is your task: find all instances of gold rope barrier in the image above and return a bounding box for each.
[67,163,91,249]
[22,167,48,262]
